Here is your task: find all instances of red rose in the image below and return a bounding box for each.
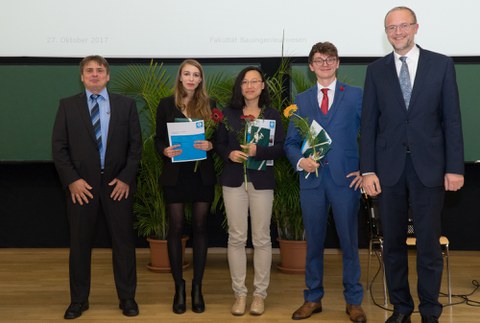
[211,108,224,123]
[340,86,345,92]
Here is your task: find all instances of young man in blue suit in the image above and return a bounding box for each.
[361,7,464,323]
[285,42,366,322]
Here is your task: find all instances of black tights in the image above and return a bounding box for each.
[167,202,210,285]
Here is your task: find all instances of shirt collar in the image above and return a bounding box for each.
[85,88,109,102]
[393,44,420,62]
[317,79,337,94]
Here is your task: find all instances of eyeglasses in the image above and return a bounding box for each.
[385,23,416,33]
[241,79,263,87]
[311,57,337,66]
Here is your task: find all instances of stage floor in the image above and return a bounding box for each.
[1,248,479,322]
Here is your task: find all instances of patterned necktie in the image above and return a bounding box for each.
[320,88,329,115]
[90,94,102,151]
[399,56,412,108]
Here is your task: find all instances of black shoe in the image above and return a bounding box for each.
[64,302,89,319]
[191,281,205,313]
[386,311,411,323]
[421,315,439,323]
[119,298,139,317]
[173,280,186,314]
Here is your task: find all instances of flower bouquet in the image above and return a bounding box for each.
[283,104,332,178]
[239,114,256,190]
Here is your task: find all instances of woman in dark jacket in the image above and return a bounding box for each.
[215,66,285,316]
[155,59,215,314]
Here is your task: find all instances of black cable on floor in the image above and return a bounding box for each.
[440,280,480,307]
[368,251,480,311]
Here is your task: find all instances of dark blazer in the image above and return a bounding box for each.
[215,106,285,190]
[154,95,216,186]
[284,81,362,189]
[52,92,142,190]
[360,47,464,187]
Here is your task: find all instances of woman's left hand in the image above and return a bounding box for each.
[240,143,257,157]
[194,140,213,151]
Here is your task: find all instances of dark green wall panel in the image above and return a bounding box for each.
[0,62,478,161]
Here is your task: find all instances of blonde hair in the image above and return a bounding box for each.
[174,59,211,120]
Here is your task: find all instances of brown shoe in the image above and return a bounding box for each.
[292,301,322,320]
[346,304,367,323]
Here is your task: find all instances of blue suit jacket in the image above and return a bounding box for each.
[360,47,464,187]
[284,81,362,189]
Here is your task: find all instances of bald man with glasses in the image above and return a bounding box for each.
[361,7,464,323]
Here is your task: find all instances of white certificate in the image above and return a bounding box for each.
[247,118,276,167]
[167,120,206,163]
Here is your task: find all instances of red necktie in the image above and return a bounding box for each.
[320,88,329,115]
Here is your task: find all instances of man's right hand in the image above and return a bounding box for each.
[299,157,320,173]
[362,173,382,196]
[68,179,93,205]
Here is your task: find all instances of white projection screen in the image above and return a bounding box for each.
[1,0,478,58]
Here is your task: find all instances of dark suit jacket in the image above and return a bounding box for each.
[52,91,142,192]
[215,106,285,190]
[360,47,464,187]
[154,95,216,186]
[284,81,362,189]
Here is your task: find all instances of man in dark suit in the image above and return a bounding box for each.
[52,55,142,319]
[285,42,366,322]
[360,7,464,323]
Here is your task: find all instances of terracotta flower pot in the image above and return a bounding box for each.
[276,239,307,274]
[146,236,190,273]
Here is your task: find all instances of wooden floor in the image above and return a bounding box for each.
[1,248,480,323]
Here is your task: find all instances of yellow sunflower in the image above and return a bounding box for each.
[283,104,298,118]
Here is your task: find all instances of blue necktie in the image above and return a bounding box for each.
[399,56,412,108]
[90,94,102,151]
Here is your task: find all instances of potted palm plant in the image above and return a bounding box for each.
[267,59,316,274]
[267,58,306,273]
[112,61,178,272]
